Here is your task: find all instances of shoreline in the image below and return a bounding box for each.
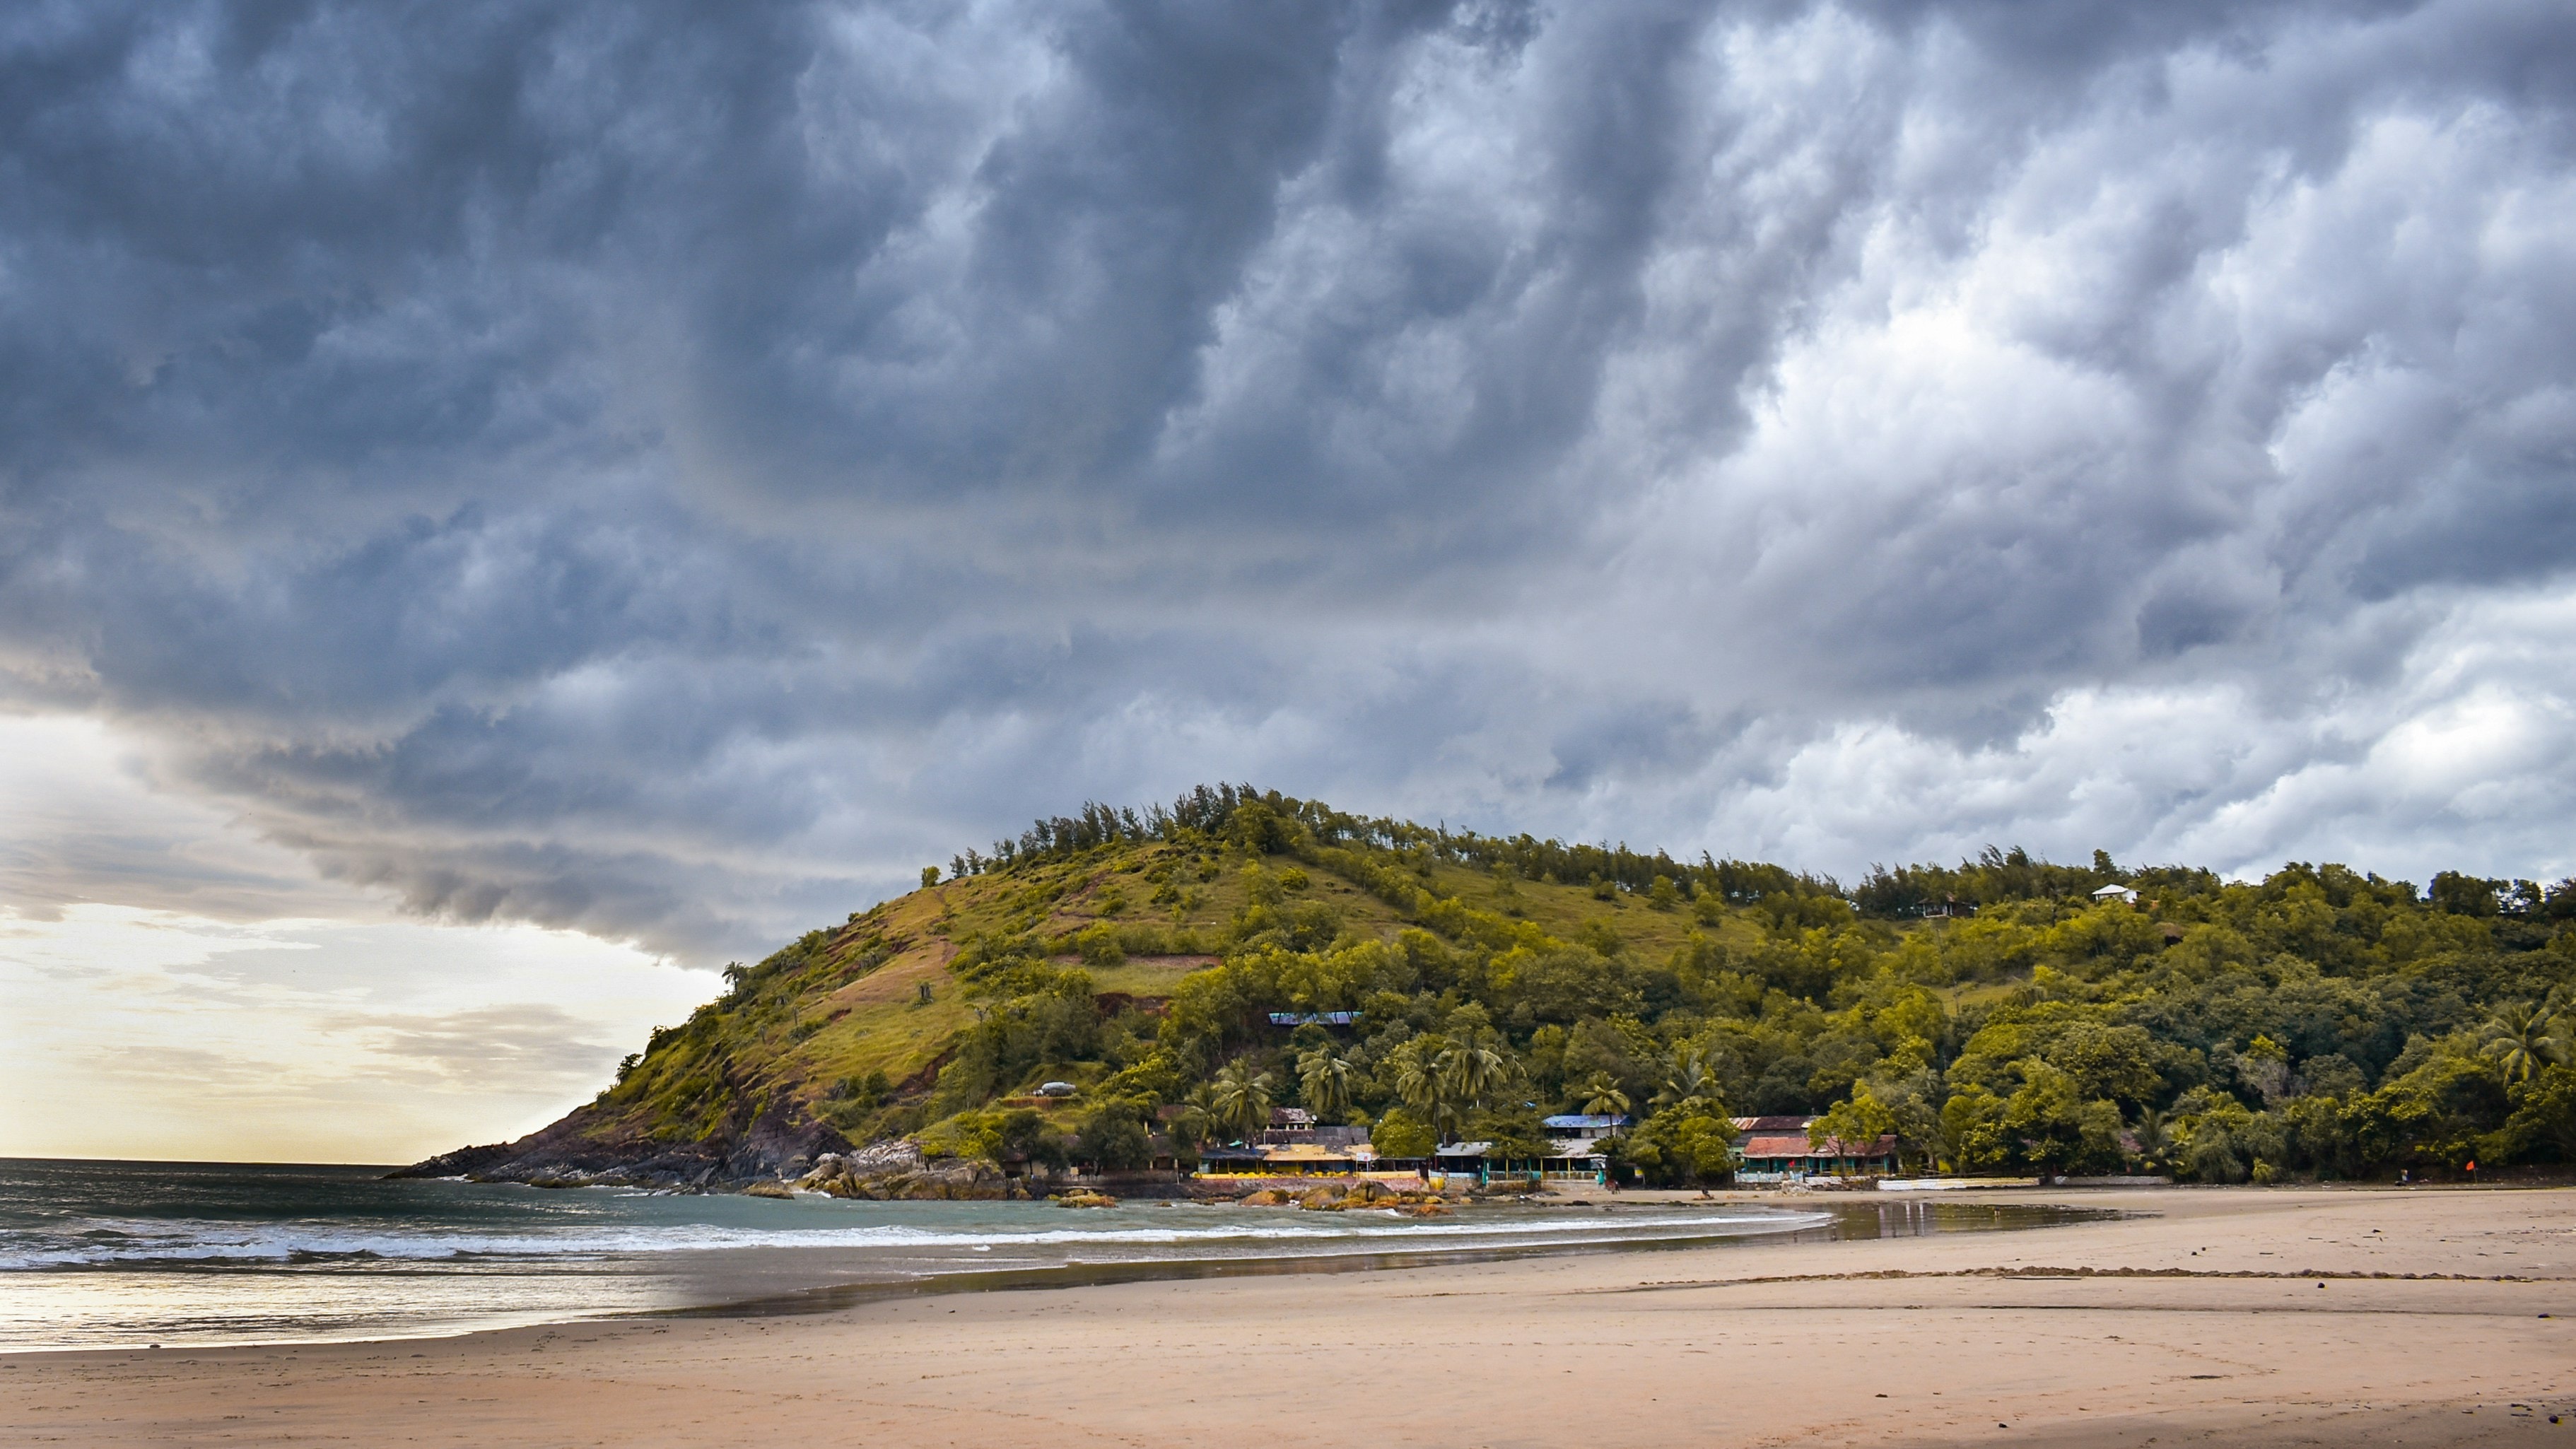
[8,1179,2554,1359]
[633,1195,2113,1327]
[6,1186,2570,1446]
[0,1190,2103,1356]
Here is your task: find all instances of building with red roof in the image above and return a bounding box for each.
[1731,1115,1900,1182]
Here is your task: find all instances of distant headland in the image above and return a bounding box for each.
[398,785,2576,1196]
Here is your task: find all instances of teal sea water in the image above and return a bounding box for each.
[0,1158,2090,1351]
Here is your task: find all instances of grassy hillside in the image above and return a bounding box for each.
[436,785,2576,1187]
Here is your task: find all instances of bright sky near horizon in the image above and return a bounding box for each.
[0,716,714,1162]
[5,1,2576,1160]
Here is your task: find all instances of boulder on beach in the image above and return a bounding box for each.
[1296,1185,1346,1211]
[1056,1189,1118,1208]
[792,1139,1017,1200]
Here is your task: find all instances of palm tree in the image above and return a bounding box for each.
[2130,1106,2172,1173]
[1581,1074,1631,1124]
[1429,1038,1509,1187]
[1298,1050,1353,1120]
[1210,1060,1276,1143]
[1653,1049,1721,1115]
[1169,1084,1219,1150]
[1441,1037,1509,1118]
[2482,1002,2569,1084]
[1393,1038,1457,1147]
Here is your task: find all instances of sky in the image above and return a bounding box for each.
[5,0,2575,1162]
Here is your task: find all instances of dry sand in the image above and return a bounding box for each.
[6,1185,2572,1447]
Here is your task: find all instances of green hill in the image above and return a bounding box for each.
[403,785,2576,1190]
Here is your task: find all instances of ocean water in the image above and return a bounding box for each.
[0,1158,2094,1351]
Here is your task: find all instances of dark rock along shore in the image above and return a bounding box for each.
[387,1093,848,1190]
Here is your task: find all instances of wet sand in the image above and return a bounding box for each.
[5,1185,2571,1447]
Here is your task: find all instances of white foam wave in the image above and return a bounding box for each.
[1,1208,1827,1270]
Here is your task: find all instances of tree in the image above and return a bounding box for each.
[1581,1074,1631,1122]
[921,865,940,889]
[2481,1002,2569,1084]
[1167,1084,1218,1150]
[1371,1108,1436,1158]
[2130,1106,2173,1174]
[1210,1060,1275,1143]
[1653,1049,1723,1115]
[1810,1086,1897,1165]
[1077,1099,1154,1171]
[1393,1038,1460,1146]
[1561,1019,1647,1105]
[1465,1105,1554,1163]
[2490,1064,2576,1163]
[1940,1084,2009,1173]
[1666,1113,1739,1183]
[1628,1105,1738,1185]
[1299,1050,1354,1120]
[2046,1022,2165,1107]
[2001,1062,2124,1176]
[1441,1036,1509,1117]
[1852,1064,1943,1171]
[935,1107,1072,1169]
[2430,870,2504,916]
[2344,1048,2505,1171]
[2225,1035,2294,1108]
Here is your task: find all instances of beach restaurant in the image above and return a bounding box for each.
[1195,1110,1382,1177]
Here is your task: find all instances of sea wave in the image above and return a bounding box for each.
[0,1207,1828,1270]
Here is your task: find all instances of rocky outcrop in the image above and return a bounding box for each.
[390,1142,520,1179]
[387,1094,851,1190]
[795,1140,1027,1201]
[1236,1179,1453,1212]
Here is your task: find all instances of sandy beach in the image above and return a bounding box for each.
[5,1185,2571,1448]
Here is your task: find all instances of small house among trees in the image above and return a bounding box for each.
[1732,1115,1900,1181]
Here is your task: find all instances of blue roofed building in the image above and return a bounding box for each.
[1538,1113,1629,1183]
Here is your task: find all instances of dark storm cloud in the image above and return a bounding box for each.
[5,0,2575,956]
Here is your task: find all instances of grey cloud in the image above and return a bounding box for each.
[4,0,2575,958]
[352,1002,621,1091]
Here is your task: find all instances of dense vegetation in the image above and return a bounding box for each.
[584,785,2576,1187]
